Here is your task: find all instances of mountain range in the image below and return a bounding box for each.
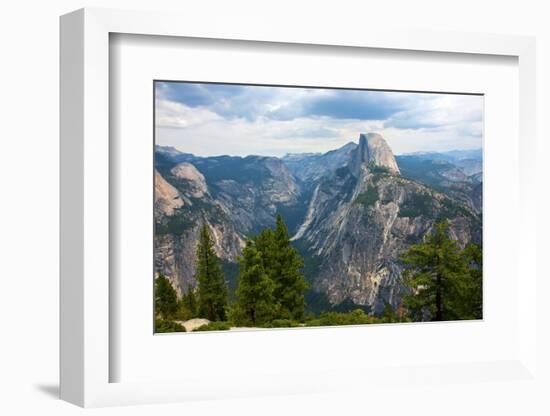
[154,133,482,315]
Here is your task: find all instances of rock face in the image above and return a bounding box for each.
[350,133,400,176]
[154,170,184,216]
[294,166,479,313]
[193,155,302,234]
[170,162,208,198]
[154,161,245,294]
[282,142,357,183]
[290,134,480,313]
[154,133,482,314]
[155,220,244,296]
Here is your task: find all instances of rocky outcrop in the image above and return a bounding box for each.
[154,170,184,216]
[155,219,244,295]
[171,162,208,198]
[350,133,400,177]
[154,166,244,295]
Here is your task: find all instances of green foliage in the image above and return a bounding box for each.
[354,186,379,207]
[193,321,232,331]
[155,274,178,320]
[182,285,198,315]
[462,243,483,319]
[438,198,473,221]
[254,228,277,282]
[196,224,228,321]
[304,291,371,317]
[232,240,275,326]
[175,285,199,321]
[306,309,380,326]
[401,220,481,321]
[398,192,435,218]
[220,260,240,301]
[262,319,301,328]
[382,301,397,323]
[155,319,186,333]
[398,191,473,221]
[231,215,308,325]
[369,165,392,174]
[174,303,192,321]
[270,215,309,320]
[155,213,193,235]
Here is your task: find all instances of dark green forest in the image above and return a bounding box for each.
[155,216,482,333]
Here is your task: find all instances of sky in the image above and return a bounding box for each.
[155,82,483,157]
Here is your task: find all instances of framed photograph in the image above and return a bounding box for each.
[60,8,537,407]
[152,80,484,334]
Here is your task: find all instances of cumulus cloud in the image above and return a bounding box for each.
[154,81,483,157]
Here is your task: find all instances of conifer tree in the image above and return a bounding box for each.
[234,240,275,326]
[463,243,483,319]
[255,228,276,272]
[155,274,178,319]
[182,284,198,317]
[196,224,228,321]
[382,301,397,323]
[401,220,471,321]
[270,215,308,321]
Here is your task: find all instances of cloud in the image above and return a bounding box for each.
[155,99,222,128]
[154,82,484,156]
[384,94,483,130]
[268,90,408,121]
[156,82,411,122]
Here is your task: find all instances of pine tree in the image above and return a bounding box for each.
[196,224,228,321]
[255,228,276,272]
[382,301,397,323]
[270,215,308,321]
[463,243,483,319]
[401,220,471,321]
[155,274,178,320]
[182,284,198,317]
[234,240,275,326]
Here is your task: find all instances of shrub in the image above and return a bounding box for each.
[262,319,301,328]
[155,275,178,319]
[192,321,232,331]
[155,319,186,333]
[354,186,379,206]
[305,309,381,327]
[369,165,392,174]
[398,192,435,218]
[155,213,193,235]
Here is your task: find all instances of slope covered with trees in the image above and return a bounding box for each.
[155,218,482,332]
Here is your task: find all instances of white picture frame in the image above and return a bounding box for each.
[60,7,537,408]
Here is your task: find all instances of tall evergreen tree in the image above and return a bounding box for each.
[463,243,483,319]
[234,240,275,326]
[401,220,471,321]
[255,228,276,272]
[382,301,397,323]
[196,224,228,321]
[155,274,178,319]
[181,284,198,317]
[270,215,308,321]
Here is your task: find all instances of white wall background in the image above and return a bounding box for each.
[0,1,548,415]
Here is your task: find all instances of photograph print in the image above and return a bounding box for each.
[154,81,483,333]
